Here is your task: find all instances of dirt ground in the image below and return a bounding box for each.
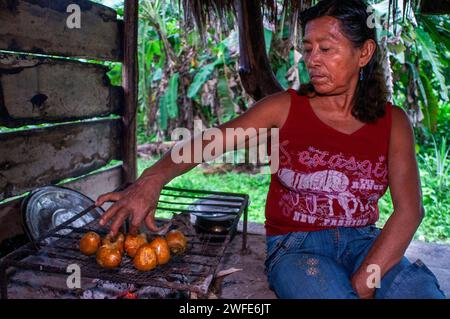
[217,231,276,299]
[217,222,276,299]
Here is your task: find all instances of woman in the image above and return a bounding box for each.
[95,0,445,299]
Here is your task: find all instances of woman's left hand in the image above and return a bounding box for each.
[351,268,376,299]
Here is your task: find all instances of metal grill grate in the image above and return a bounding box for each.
[0,186,249,299]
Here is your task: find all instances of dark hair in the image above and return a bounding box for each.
[298,0,388,123]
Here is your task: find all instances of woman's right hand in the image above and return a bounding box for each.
[94,175,165,236]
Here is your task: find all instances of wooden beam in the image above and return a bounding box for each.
[0,53,123,127]
[0,164,123,243]
[0,118,122,200]
[121,0,138,184]
[235,0,283,101]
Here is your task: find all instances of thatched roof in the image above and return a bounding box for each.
[179,0,448,34]
[179,0,313,34]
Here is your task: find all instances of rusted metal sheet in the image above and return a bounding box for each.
[0,0,123,61]
[0,163,123,243]
[0,53,123,127]
[0,118,122,200]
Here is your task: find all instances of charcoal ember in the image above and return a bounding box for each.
[135,286,176,299]
[81,280,136,299]
[136,273,191,299]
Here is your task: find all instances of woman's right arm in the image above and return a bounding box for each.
[95,91,291,236]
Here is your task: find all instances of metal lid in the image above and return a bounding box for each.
[21,185,104,241]
[187,195,242,221]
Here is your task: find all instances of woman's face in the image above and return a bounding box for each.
[302,16,372,96]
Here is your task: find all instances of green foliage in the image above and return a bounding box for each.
[137,157,271,222]
[105,62,122,86]
[264,27,273,54]
[166,72,180,118]
[275,64,288,89]
[298,60,310,84]
[416,138,450,243]
[420,136,450,192]
[415,27,448,101]
[158,93,168,130]
[217,73,236,123]
[187,61,220,99]
[420,74,440,132]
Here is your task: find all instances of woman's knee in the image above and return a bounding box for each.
[268,254,358,299]
[377,259,446,299]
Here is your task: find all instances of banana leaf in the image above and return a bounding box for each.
[416,27,448,101]
[158,93,168,130]
[420,74,439,132]
[217,74,235,123]
[264,27,273,55]
[187,60,220,98]
[276,64,288,89]
[166,72,179,118]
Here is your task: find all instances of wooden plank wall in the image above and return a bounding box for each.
[0,0,139,243]
[0,118,122,200]
[0,53,123,127]
[0,0,123,61]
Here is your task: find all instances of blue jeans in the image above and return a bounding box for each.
[265,225,446,299]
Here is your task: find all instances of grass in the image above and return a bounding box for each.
[137,159,271,221]
[138,152,450,244]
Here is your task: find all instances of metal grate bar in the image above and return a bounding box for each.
[0,186,249,299]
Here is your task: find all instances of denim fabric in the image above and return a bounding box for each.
[265,225,446,299]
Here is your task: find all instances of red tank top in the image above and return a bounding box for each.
[265,89,392,236]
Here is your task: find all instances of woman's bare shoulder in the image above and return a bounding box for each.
[390,105,415,147]
[260,90,293,127]
[260,90,292,105]
[391,105,412,130]
[245,90,292,128]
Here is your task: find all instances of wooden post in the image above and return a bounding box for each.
[235,0,283,101]
[122,0,139,184]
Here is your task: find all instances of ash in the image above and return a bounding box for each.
[81,276,190,299]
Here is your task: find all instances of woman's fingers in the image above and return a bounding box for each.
[99,202,122,226]
[109,209,130,237]
[145,211,160,233]
[95,191,121,207]
[129,213,144,235]
[95,186,162,236]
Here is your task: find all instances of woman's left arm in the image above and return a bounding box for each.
[351,105,424,298]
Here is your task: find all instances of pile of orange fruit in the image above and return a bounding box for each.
[79,229,187,271]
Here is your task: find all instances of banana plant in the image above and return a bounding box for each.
[368,0,449,133]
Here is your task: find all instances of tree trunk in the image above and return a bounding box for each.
[235,0,283,101]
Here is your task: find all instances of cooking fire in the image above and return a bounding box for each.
[0,186,249,299]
